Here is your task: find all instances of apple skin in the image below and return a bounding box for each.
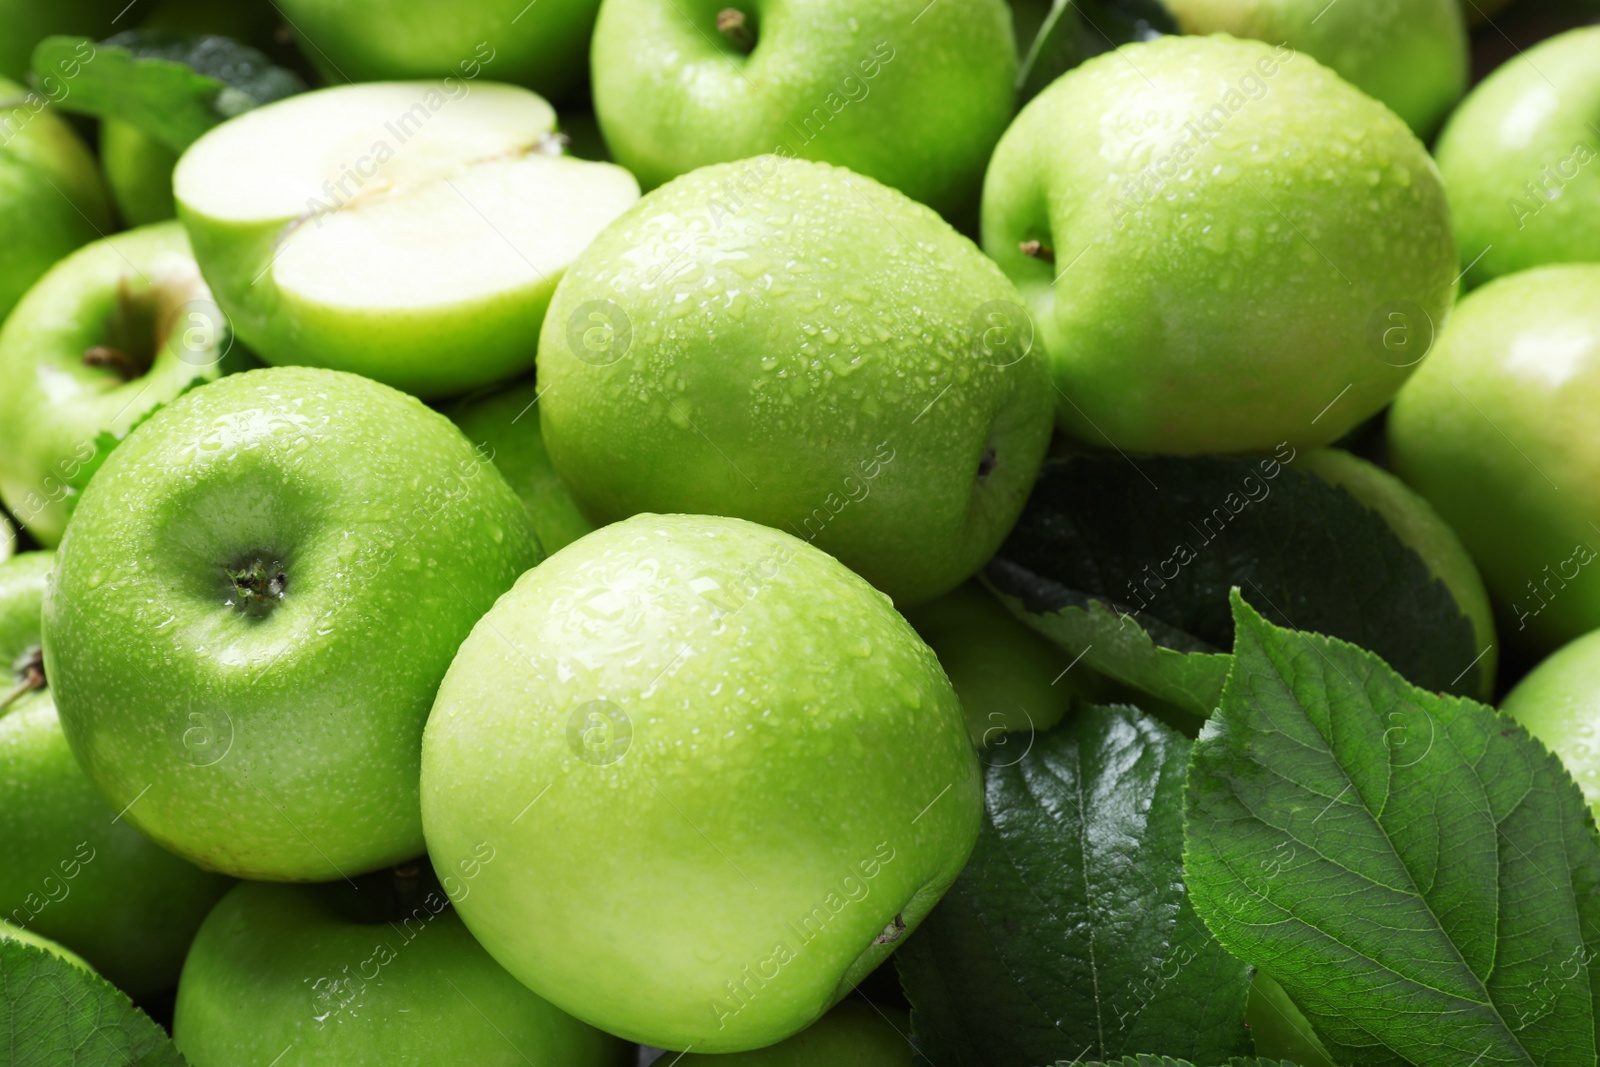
[0,551,233,997]
[902,580,1080,745]
[446,378,595,554]
[173,873,629,1066]
[43,366,542,882]
[982,35,1457,455]
[1246,972,1337,1067]
[0,77,117,323]
[1388,265,1600,655]
[1163,0,1468,137]
[274,0,600,100]
[1435,27,1600,289]
[537,157,1054,608]
[673,1000,911,1065]
[0,919,92,971]
[420,513,981,1052]
[0,0,125,81]
[590,0,1016,219]
[1501,629,1600,823]
[0,221,243,547]
[1300,448,1497,699]
[101,119,179,226]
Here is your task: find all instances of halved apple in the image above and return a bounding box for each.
[173,82,639,398]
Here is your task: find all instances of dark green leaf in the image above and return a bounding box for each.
[898,704,1251,1067]
[984,454,1482,717]
[1017,0,1085,102]
[0,936,184,1065]
[1079,1058,1298,1067]
[1185,593,1600,1067]
[32,32,304,153]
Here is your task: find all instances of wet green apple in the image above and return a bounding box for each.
[0,222,240,546]
[1300,448,1497,698]
[590,0,1016,218]
[1389,264,1600,654]
[902,580,1081,744]
[1502,629,1600,822]
[101,119,179,226]
[421,514,981,1052]
[0,551,232,996]
[983,34,1456,455]
[173,868,628,1066]
[1435,27,1600,288]
[1163,0,1468,136]
[447,378,594,554]
[275,0,602,100]
[43,366,541,881]
[174,81,638,398]
[0,76,116,322]
[538,157,1053,607]
[674,1000,911,1065]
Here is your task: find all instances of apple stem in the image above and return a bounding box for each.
[0,648,45,714]
[717,8,757,53]
[83,345,144,380]
[1019,240,1055,264]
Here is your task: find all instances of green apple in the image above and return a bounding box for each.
[1502,629,1600,822]
[173,867,628,1066]
[101,118,179,226]
[1388,264,1600,655]
[0,221,240,547]
[275,0,601,100]
[1435,27,1600,288]
[0,0,124,81]
[537,157,1053,607]
[902,580,1081,744]
[43,366,542,881]
[446,378,594,554]
[0,76,117,323]
[0,551,232,996]
[421,513,981,1052]
[174,81,639,398]
[590,0,1016,218]
[0,918,92,970]
[1299,448,1497,698]
[1162,0,1469,136]
[673,1000,911,1065]
[982,34,1457,455]
[1246,971,1337,1067]
[0,514,14,561]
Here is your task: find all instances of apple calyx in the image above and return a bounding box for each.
[978,447,998,481]
[225,558,288,616]
[0,646,46,715]
[717,8,757,53]
[872,913,906,945]
[1018,240,1055,264]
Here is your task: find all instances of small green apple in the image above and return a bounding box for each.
[174,81,639,398]
[590,0,1016,218]
[0,514,14,561]
[1246,971,1337,1067]
[1435,27,1600,288]
[0,918,92,970]
[275,0,601,100]
[0,221,240,547]
[1388,264,1600,654]
[902,580,1081,745]
[1162,0,1469,136]
[0,0,124,81]
[537,157,1053,607]
[1501,629,1600,822]
[446,378,595,554]
[673,1000,911,1065]
[101,119,178,225]
[1299,448,1497,698]
[982,34,1457,455]
[173,867,628,1066]
[0,76,116,322]
[0,551,232,996]
[421,513,981,1052]
[43,366,542,881]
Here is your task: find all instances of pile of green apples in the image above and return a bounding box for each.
[1,0,1599,1063]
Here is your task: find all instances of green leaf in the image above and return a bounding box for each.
[897,705,1252,1067]
[984,454,1482,718]
[1017,0,1085,102]
[32,31,304,153]
[1079,1058,1298,1067]
[1185,592,1600,1067]
[0,936,184,1064]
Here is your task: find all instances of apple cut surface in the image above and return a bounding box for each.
[174,82,639,397]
